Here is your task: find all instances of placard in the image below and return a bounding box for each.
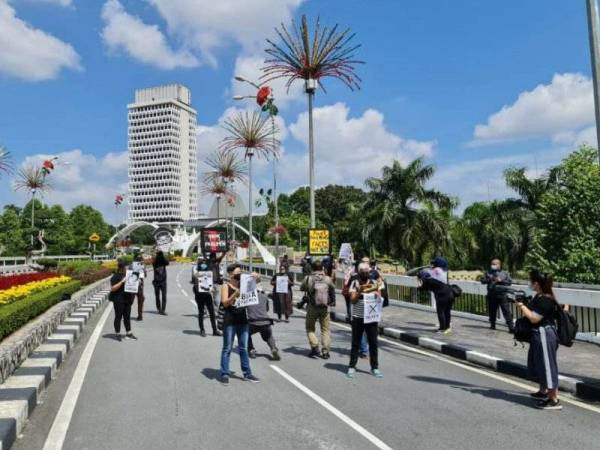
[308,228,331,256]
[197,271,213,292]
[201,228,229,255]
[276,276,289,294]
[363,293,383,324]
[236,273,259,308]
[131,261,145,278]
[124,270,140,294]
[338,243,353,262]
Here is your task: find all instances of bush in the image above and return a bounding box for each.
[36,259,59,271]
[76,268,112,286]
[58,260,101,275]
[0,280,81,341]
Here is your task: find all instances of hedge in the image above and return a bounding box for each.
[0,280,81,341]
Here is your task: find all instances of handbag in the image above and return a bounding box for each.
[513,317,533,343]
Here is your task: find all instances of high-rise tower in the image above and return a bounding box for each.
[127,84,198,223]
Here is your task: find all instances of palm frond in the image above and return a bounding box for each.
[220,111,280,159]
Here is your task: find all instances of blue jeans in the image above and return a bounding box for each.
[360,333,369,354]
[220,323,251,377]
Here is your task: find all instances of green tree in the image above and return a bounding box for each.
[527,146,600,283]
[69,205,110,253]
[0,207,26,255]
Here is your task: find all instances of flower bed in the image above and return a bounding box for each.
[0,272,59,290]
[0,276,72,306]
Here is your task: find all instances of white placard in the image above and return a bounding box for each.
[338,243,354,262]
[363,293,382,324]
[197,271,213,292]
[276,276,289,294]
[124,270,140,294]
[236,274,259,308]
[131,261,145,279]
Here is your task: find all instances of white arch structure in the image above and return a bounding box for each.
[106,221,159,248]
[184,219,276,266]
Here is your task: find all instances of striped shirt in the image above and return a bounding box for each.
[349,279,378,318]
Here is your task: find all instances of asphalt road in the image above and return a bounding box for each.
[14,265,600,450]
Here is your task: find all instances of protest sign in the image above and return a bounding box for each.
[124,270,140,294]
[308,228,331,256]
[201,228,228,255]
[338,243,353,262]
[276,276,289,294]
[131,261,145,278]
[236,273,259,308]
[197,271,213,292]
[363,293,383,324]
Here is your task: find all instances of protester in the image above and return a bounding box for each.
[130,254,146,321]
[517,270,566,410]
[323,254,336,282]
[343,259,371,356]
[482,258,515,333]
[271,265,294,322]
[192,257,221,337]
[247,278,281,361]
[219,264,259,384]
[347,262,383,378]
[296,254,313,309]
[152,250,169,315]
[208,251,225,305]
[280,254,290,272]
[109,259,137,341]
[300,260,336,359]
[417,256,455,334]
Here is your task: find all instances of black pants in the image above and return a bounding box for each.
[248,324,277,352]
[344,294,352,318]
[349,318,378,370]
[154,282,167,312]
[195,292,217,332]
[436,297,453,331]
[488,295,514,330]
[113,301,132,334]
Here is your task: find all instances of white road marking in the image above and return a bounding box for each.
[43,304,113,450]
[176,266,197,307]
[295,309,600,415]
[270,365,393,450]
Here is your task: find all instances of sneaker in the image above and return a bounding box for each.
[115,334,122,342]
[249,349,257,359]
[371,369,383,378]
[530,391,548,399]
[321,351,330,360]
[490,324,496,330]
[359,352,368,359]
[272,349,281,361]
[213,330,222,337]
[442,328,453,335]
[125,333,138,341]
[244,374,261,383]
[200,330,207,337]
[309,347,320,359]
[536,398,563,410]
[136,316,143,321]
[220,375,230,385]
[346,368,356,379]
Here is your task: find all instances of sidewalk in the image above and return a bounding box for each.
[290,287,600,401]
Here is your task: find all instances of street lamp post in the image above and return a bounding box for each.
[306,78,317,228]
[587,0,600,162]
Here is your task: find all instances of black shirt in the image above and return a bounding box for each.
[223,284,248,326]
[528,294,557,328]
[109,273,133,304]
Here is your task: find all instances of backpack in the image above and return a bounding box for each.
[309,276,330,307]
[555,306,578,347]
[513,317,533,343]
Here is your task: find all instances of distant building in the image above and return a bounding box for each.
[127,84,198,224]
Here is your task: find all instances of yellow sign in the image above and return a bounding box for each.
[89,233,100,242]
[308,229,331,256]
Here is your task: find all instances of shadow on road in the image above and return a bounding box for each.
[182,329,201,336]
[201,368,244,381]
[102,333,120,341]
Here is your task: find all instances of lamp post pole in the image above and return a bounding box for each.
[306,79,316,228]
[587,0,600,161]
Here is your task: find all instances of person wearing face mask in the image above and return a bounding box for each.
[192,257,222,337]
[482,258,515,333]
[109,259,138,341]
[347,262,383,378]
[271,265,294,322]
[417,256,455,334]
[517,270,567,410]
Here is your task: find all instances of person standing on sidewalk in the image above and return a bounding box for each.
[300,260,336,359]
[482,258,515,333]
[347,262,382,379]
[109,260,138,341]
[271,265,294,322]
[219,265,259,384]
[152,250,169,315]
[192,257,221,337]
[417,256,455,334]
[130,254,146,321]
[517,270,565,410]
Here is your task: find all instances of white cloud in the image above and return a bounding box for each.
[282,102,435,189]
[472,73,595,145]
[0,0,81,81]
[101,0,199,70]
[148,0,303,66]
[27,0,72,6]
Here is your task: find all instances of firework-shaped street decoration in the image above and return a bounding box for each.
[220,111,279,271]
[115,194,125,206]
[256,85,278,116]
[41,159,55,176]
[262,14,363,227]
[0,146,12,176]
[14,164,53,248]
[201,178,233,224]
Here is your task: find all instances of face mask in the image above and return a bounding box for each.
[200,264,208,271]
[491,265,499,271]
[233,274,241,281]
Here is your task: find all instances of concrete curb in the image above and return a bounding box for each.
[330,311,600,402]
[0,288,110,449]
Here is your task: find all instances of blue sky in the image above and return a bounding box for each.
[0,0,596,223]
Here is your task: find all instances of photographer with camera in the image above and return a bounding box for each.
[482,258,515,333]
[517,270,565,410]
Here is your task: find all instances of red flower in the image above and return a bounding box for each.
[269,225,288,235]
[256,86,272,106]
[42,160,54,171]
[227,197,235,206]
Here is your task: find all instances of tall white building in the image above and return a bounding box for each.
[127,84,198,224]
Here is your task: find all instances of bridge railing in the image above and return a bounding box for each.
[0,255,111,274]
[239,262,600,336]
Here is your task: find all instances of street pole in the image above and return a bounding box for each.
[248,152,254,273]
[587,0,600,161]
[272,114,280,270]
[30,190,36,247]
[306,79,316,228]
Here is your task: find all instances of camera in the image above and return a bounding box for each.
[506,289,531,304]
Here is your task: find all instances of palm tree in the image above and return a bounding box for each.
[0,146,12,176]
[221,111,279,271]
[14,164,52,247]
[263,14,363,227]
[359,158,454,267]
[503,167,560,211]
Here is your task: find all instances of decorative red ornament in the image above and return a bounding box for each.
[42,160,54,171]
[269,224,288,236]
[227,197,235,206]
[256,86,272,106]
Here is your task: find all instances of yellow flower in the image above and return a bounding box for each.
[0,276,72,305]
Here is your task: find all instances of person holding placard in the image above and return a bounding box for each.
[192,258,221,337]
[130,254,146,321]
[271,265,294,322]
[346,262,382,379]
[109,259,137,341]
[152,250,169,315]
[219,265,259,385]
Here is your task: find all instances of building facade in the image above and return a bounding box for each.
[127,84,198,224]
